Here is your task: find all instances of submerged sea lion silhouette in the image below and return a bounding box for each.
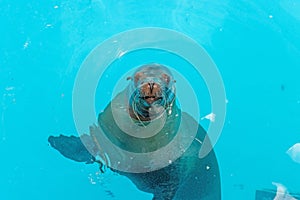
[48,64,221,200]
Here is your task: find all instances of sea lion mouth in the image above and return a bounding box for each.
[140,95,163,105]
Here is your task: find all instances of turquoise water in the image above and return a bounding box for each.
[1,0,300,199]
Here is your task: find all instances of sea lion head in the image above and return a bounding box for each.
[127,64,176,121]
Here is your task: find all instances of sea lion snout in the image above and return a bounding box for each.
[139,82,163,104]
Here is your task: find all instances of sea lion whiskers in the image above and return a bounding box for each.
[131,94,147,125]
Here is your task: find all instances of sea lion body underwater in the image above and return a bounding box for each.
[48,64,221,200]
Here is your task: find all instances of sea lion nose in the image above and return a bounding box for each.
[142,82,159,95]
[148,82,155,93]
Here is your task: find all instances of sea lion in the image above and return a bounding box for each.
[48,64,221,200]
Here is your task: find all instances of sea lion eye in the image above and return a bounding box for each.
[134,72,145,86]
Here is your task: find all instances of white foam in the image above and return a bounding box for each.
[201,113,216,122]
[272,182,297,200]
[286,143,300,164]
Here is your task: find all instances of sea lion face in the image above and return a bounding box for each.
[127,64,176,121]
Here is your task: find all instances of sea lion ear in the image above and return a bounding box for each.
[126,77,133,81]
[161,73,171,84]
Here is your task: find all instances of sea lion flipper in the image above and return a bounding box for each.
[48,134,97,165]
